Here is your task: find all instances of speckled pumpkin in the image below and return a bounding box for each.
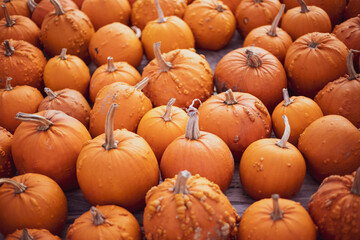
[0,0,30,19]
[6,228,61,240]
[332,15,360,51]
[0,127,15,178]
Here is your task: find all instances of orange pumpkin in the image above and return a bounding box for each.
[89,78,152,137]
[238,194,317,240]
[77,104,159,210]
[72,0,83,7]
[88,22,143,67]
[0,0,30,19]
[214,46,287,112]
[143,170,240,239]
[298,115,360,182]
[0,78,44,133]
[40,0,95,60]
[332,15,360,51]
[6,228,61,240]
[221,0,242,13]
[308,168,360,240]
[0,39,46,89]
[345,0,360,20]
[235,0,281,37]
[141,0,194,60]
[43,48,90,97]
[142,42,213,108]
[284,32,348,98]
[0,127,15,178]
[137,98,189,162]
[0,173,67,236]
[12,110,91,190]
[272,88,323,146]
[38,88,91,128]
[281,0,331,40]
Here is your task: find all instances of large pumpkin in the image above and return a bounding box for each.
[6,228,61,240]
[345,0,360,20]
[332,15,360,51]
[0,127,15,178]
[0,0,30,19]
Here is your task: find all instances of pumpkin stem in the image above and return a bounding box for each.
[351,167,360,195]
[4,77,13,91]
[2,4,15,27]
[162,98,176,122]
[172,170,191,194]
[0,178,27,194]
[102,103,118,150]
[215,4,225,12]
[15,112,53,131]
[90,206,110,226]
[58,48,68,60]
[224,89,238,105]
[282,88,293,106]
[44,87,58,100]
[254,0,263,3]
[245,49,262,68]
[131,26,141,39]
[270,194,284,221]
[50,0,65,15]
[267,4,285,37]
[27,0,37,13]
[153,42,172,72]
[347,49,360,80]
[297,0,309,13]
[4,40,15,56]
[275,115,290,148]
[307,41,319,49]
[20,229,34,240]
[185,99,202,140]
[134,77,150,90]
[155,0,166,23]
[106,57,118,72]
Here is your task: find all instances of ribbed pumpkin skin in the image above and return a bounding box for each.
[0,127,15,178]
[332,15,360,51]
[0,0,30,19]
[6,229,61,240]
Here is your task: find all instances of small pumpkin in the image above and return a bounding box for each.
[143,170,240,240]
[0,173,67,236]
[221,0,242,13]
[0,127,15,178]
[0,0,30,19]
[345,0,360,20]
[332,15,360,51]
[6,228,61,240]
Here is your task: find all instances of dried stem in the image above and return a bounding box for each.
[245,49,262,68]
[351,167,360,195]
[4,77,13,91]
[275,115,290,148]
[172,170,191,194]
[0,178,27,194]
[27,0,37,13]
[90,206,107,226]
[102,103,118,150]
[224,89,238,105]
[216,4,225,12]
[297,0,309,13]
[347,49,360,80]
[254,0,263,3]
[131,26,141,39]
[50,0,65,15]
[20,229,34,240]
[155,0,166,23]
[267,4,285,37]
[58,48,68,60]
[106,57,117,72]
[282,88,293,106]
[4,40,15,56]
[270,194,283,221]
[15,113,53,131]
[307,41,319,49]
[44,88,58,100]
[134,77,150,90]
[185,99,201,140]
[162,98,176,121]
[153,42,172,72]
[2,4,15,27]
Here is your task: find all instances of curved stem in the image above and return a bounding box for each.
[20,229,34,240]
[90,206,107,226]
[4,77,13,91]
[185,99,201,140]
[0,178,27,194]
[2,4,15,27]
[27,0,37,13]
[215,4,225,12]
[267,4,285,37]
[153,42,172,72]
[297,0,309,13]
[49,0,65,15]
[224,89,238,105]
[245,49,262,68]
[351,167,360,195]
[44,87,58,100]
[162,98,176,122]
[4,40,15,56]
[134,77,149,90]
[106,57,117,72]
[102,103,118,150]
[15,113,53,131]
[155,0,166,23]
[347,49,360,80]
[270,194,283,221]
[275,115,290,148]
[131,26,141,39]
[172,170,191,194]
[58,48,68,60]
[282,88,293,106]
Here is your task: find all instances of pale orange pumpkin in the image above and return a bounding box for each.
[0,127,15,178]
[0,0,30,19]
[332,15,360,51]
[6,228,61,240]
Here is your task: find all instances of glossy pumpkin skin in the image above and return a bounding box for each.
[0,173,67,236]
[66,205,141,239]
[332,15,360,51]
[235,0,281,37]
[6,228,61,240]
[345,0,360,19]
[0,127,15,178]
[12,110,92,190]
[0,0,30,19]
[284,32,348,98]
[183,0,236,50]
[0,39,47,89]
[88,23,143,67]
[77,129,159,210]
[298,115,360,182]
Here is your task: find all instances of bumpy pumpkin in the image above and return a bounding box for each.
[284,32,348,98]
[183,0,236,51]
[77,104,159,210]
[0,39,46,89]
[0,0,30,19]
[238,194,317,240]
[214,46,287,112]
[6,228,61,240]
[12,110,91,190]
[0,173,67,235]
[0,127,15,178]
[298,115,360,182]
[332,15,360,51]
[345,0,360,20]
[143,170,240,239]
[142,42,213,108]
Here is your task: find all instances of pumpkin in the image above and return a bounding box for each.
[160,102,234,191]
[43,48,90,97]
[0,127,15,178]
[131,0,187,30]
[0,78,44,133]
[345,0,360,20]
[198,89,271,160]
[142,42,213,108]
[72,0,83,7]
[6,228,61,240]
[235,0,281,38]
[143,170,240,239]
[137,98,189,162]
[88,22,143,67]
[141,0,194,60]
[89,57,141,103]
[0,173,67,235]
[89,78,152,137]
[77,104,159,210]
[280,0,331,41]
[284,32,348,98]
[40,0,95,60]
[38,88,91,128]
[66,205,141,239]
[221,0,242,13]
[0,39,46,89]
[0,0,30,19]
[308,168,360,240]
[0,5,40,46]
[238,194,317,240]
[332,15,360,51]
[214,46,287,112]
[298,115,360,182]
[315,50,360,128]
[81,0,131,30]
[272,88,323,146]
[12,110,91,190]
[243,4,292,62]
